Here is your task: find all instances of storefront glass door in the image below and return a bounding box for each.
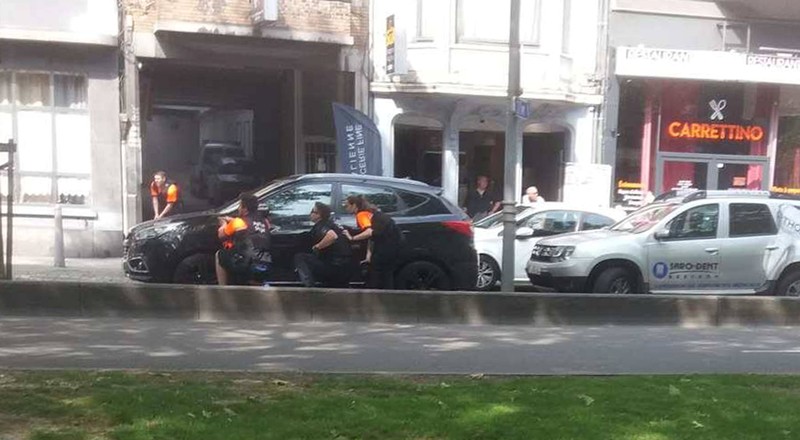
[715,161,766,190]
[656,153,770,195]
[661,160,709,193]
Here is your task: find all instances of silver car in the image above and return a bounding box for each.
[474,203,624,291]
[525,190,800,295]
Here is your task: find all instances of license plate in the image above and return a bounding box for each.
[527,261,541,275]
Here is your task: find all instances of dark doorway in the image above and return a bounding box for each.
[522,132,566,202]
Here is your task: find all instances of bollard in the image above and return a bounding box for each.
[54,204,65,268]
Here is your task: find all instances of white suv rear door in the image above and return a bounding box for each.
[719,202,778,293]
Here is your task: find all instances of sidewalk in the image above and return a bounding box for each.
[10,256,131,284]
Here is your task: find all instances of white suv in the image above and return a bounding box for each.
[525,190,800,296]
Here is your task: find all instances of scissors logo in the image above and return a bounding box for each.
[709,99,727,121]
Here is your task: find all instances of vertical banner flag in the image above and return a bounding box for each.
[332,103,382,175]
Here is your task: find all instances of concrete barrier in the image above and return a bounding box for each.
[1,280,800,326]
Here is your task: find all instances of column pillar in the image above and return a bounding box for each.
[640,91,654,193]
[121,14,142,230]
[442,121,459,205]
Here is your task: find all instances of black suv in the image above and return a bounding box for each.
[123,174,477,290]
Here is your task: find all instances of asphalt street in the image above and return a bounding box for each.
[2,317,800,374]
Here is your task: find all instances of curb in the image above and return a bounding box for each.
[2,280,800,326]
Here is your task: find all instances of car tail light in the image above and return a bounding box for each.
[442,220,473,237]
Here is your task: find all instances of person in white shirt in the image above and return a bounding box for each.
[521,186,545,206]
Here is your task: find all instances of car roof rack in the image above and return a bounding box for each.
[769,191,800,201]
[680,189,782,203]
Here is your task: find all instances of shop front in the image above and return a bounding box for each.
[615,79,777,205]
[610,44,800,209]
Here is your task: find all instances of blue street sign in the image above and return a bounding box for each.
[514,98,530,119]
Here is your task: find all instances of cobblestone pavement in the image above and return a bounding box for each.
[10,256,131,284]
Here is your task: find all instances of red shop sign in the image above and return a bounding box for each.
[667,122,765,142]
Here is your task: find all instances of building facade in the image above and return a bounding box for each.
[122,0,370,229]
[1,0,370,258]
[370,0,608,206]
[0,0,122,257]
[605,0,800,209]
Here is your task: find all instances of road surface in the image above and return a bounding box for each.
[2,318,800,374]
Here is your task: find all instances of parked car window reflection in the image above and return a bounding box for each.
[264,183,332,230]
[342,184,400,213]
[581,213,616,231]
[611,203,679,233]
[523,211,579,236]
[666,204,719,240]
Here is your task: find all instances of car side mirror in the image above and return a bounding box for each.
[516,226,535,239]
[654,228,670,240]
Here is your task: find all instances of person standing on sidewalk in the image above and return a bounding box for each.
[150,171,182,220]
[463,175,500,220]
[344,195,402,289]
[294,202,353,288]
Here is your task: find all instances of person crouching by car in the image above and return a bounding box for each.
[344,195,402,289]
[294,202,353,288]
[215,193,272,286]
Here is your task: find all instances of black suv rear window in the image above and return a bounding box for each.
[729,203,777,237]
[397,190,449,216]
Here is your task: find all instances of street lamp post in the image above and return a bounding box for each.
[501,0,521,292]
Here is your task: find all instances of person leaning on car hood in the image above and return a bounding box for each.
[150,170,182,220]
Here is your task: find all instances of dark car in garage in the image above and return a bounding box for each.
[123,174,478,290]
[203,156,261,205]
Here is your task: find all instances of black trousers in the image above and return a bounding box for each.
[294,253,352,288]
[367,252,397,289]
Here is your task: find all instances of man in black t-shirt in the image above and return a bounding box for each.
[464,175,500,220]
[294,202,353,288]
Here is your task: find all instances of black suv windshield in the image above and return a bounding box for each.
[217,178,289,213]
[611,203,679,233]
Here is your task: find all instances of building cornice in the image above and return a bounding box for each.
[154,20,353,46]
[0,27,117,47]
[370,82,603,106]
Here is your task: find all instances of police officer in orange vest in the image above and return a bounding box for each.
[215,193,272,285]
[150,170,182,220]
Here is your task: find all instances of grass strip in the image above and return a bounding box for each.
[0,370,798,439]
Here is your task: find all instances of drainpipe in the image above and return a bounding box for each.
[594,0,611,165]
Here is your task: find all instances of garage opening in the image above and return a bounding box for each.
[139,62,353,218]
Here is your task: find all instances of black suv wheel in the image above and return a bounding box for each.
[396,261,452,291]
[173,253,217,284]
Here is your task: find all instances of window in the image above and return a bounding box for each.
[0,71,90,205]
[17,73,50,107]
[54,75,87,109]
[523,210,580,236]
[666,204,719,239]
[342,184,400,213]
[264,183,332,229]
[416,0,436,41]
[581,213,615,231]
[398,190,450,216]
[729,203,776,237]
[0,72,10,106]
[457,0,541,44]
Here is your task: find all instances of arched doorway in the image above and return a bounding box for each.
[522,123,571,202]
[393,115,444,185]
